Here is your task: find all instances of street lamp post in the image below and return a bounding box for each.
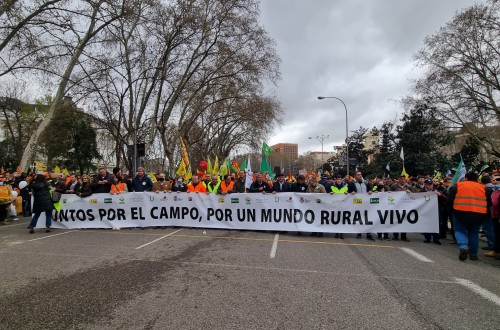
[308,134,329,173]
[317,96,349,178]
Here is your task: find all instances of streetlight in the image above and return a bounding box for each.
[317,96,349,178]
[308,134,329,173]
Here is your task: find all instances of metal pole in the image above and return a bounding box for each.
[317,96,349,178]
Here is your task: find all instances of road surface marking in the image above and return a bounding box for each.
[400,247,434,262]
[135,229,183,249]
[26,231,75,242]
[270,234,279,258]
[455,278,500,307]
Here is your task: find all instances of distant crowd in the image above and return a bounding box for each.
[0,166,498,262]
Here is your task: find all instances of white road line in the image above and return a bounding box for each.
[26,231,75,242]
[270,234,279,259]
[135,229,183,250]
[400,247,434,263]
[455,278,500,307]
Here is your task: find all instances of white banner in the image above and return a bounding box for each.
[38,192,439,233]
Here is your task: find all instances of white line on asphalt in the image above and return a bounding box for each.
[135,229,183,249]
[25,231,75,242]
[455,278,500,307]
[399,247,434,263]
[270,234,279,259]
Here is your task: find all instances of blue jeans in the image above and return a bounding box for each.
[29,211,52,228]
[453,215,482,257]
[482,216,495,249]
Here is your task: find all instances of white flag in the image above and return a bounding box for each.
[245,156,253,190]
[400,147,404,161]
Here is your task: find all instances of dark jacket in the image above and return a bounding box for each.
[91,172,114,194]
[51,179,67,194]
[234,179,246,193]
[272,180,291,193]
[30,182,54,213]
[290,182,308,192]
[347,180,373,193]
[132,175,153,192]
[249,181,271,193]
[77,183,93,198]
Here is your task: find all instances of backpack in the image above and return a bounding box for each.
[0,185,12,204]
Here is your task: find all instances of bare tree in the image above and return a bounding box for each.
[412,0,500,157]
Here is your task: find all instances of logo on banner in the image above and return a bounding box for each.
[130,196,144,202]
[316,199,321,204]
[188,197,193,201]
[400,197,417,204]
[370,198,379,204]
[231,198,239,204]
[104,198,112,204]
[62,199,67,203]
[388,195,395,205]
[245,197,251,205]
[287,197,293,202]
[218,198,224,204]
[90,198,97,204]
[299,197,311,203]
[275,197,279,202]
[353,198,362,205]
[119,197,125,204]
[149,196,154,201]
[425,196,431,201]
[161,196,168,202]
[174,196,184,202]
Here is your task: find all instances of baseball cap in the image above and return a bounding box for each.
[424,179,433,184]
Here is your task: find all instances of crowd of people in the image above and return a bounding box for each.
[0,166,498,262]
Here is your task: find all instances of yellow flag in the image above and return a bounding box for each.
[63,168,69,175]
[401,166,409,179]
[212,156,219,175]
[148,173,157,183]
[54,166,61,174]
[175,136,192,183]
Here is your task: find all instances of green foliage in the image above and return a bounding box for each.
[347,127,370,172]
[397,102,453,176]
[451,137,480,170]
[63,117,100,175]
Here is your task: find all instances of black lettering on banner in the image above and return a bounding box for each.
[211,209,232,222]
[342,211,351,225]
[378,210,390,224]
[99,209,106,220]
[151,207,158,219]
[181,207,189,219]
[353,211,363,225]
[190,207,199,220]
[294,209,303,223]
[407,210,418,224]
[237,209,256,222]
[396,210,406,224]
[207,208,215,220]
[76,210,86,221]
[170,207,180,219]
[131,207,140,220]
[321,211,329,225]
[87,210,95,221]
[365,210,373,225]
[304,210,314,224]
[282,209,293,223]
[261,209,272,222]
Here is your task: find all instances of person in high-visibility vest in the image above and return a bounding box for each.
[206,175,221,194]
[187,175,207,193]
[219,175,236,195]
[330,175,347,239]
[448,171,490,261]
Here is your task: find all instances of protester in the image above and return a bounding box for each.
[0,173,13,225]
[420,178,442,245]
[307,175,326,237]
[27,174,54,233]
[206,175,220,194]
[111,175,128,194]
[272,173,291,193]
[66,175,80,194]
[486,173,500,259]
[290,175,307,192]
[219,175,236,194]
[348,171,374,241]
[153,172,171,193]
[390,175,413,242]
[92,167,114,193]
[172,176,187,192]
[186,175,206,193]
[76,175,93,198]
[131,167,153,192]
[448,171,489,261]
[234,170,247,193]
[249,173,271,193]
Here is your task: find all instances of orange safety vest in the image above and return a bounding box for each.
[453,181,487,214]
[220,181,234,193]
[187,182,207,193]
[110,182,126,194]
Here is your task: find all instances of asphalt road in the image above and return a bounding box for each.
[1,217,499,330]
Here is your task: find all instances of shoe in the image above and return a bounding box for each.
[27,226,33,229]
[402,238,410,242]
[310,232,317,237]
[433,241,442,245]
[367,236,375,241]
[297,232,302,236]
[449,241,457,245]
[481,246,494,251]
[318,233,324,237]
[29,228,34,234]
[485,251,499,258]
[393,237,399,241]
[384,237,391,241]
[335,233,340,238]
[12,217,18,221]
[339,234,344,239]
[45,229,51,233]
[459,248,469,261]
[356,234,361,239]
[0,221,10,225]
[424,240,431,243]
[469,256,478,260]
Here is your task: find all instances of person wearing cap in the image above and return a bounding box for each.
[448,171,490,261]
[390,175,414,242]
[420,178,442,245]
[272,173,291,193]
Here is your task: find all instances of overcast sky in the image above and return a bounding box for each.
[259,0,479,155]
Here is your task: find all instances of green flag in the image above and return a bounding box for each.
[260,157,272,177]
[450,155,466,188]
[262,142,273,156]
